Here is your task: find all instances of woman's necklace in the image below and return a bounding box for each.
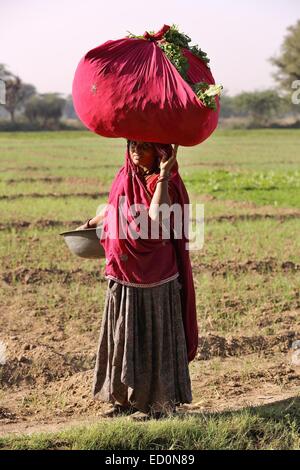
[140,165,160,178]
[140,167,154,177]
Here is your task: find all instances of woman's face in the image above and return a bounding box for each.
[129,141,156,168]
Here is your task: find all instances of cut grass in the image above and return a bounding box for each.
[1,218,299,271]
[184,169,300,208]
[195,271,300,336]
[1,129,299,207]
[1,398,300,450]
[1,271,298,339]
[0,196,108,221]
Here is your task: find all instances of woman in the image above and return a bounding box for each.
[77,140,198,420]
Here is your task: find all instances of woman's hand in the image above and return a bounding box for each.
[75,205,108,231]
[159,144,178,175]
[75,221,91,231]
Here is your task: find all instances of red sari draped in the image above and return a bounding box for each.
[100,142,198,362]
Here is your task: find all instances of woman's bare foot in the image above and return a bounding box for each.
[100,403,138,418]
[128,405,177,421]
[128,411,151,421]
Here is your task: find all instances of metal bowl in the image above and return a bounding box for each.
[59,225,105,259]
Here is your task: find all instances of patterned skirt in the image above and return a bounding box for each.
[92,277,193,413]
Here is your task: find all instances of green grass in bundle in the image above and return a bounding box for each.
[127,24,223,109]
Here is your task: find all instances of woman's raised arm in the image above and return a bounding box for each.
[148,145,178,222]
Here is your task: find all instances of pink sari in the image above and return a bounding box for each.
[100,142,198,362]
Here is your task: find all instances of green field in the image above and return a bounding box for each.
[0,129,300,449]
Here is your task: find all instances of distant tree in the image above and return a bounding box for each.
[0,64,36,122]
[219,93,238,119]
[63,95,78,119]
[24,93,66,128]
[24,95,42,125]
[270,19,300,92]
[234,90,287,127]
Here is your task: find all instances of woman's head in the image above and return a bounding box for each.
[127,140,175,172]
[127,140,158,169]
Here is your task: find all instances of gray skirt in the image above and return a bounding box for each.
[92,277,193,413]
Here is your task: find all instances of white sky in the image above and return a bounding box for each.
[1,0,299,96]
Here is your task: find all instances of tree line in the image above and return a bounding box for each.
[0,64,77,131]
[221,19,300,127]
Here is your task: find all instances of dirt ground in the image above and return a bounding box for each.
[1,202,300,438]
[1,295,300,437]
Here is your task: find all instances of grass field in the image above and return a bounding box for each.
[0,129,300,449]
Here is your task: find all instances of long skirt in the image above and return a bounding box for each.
[92,277,193,414]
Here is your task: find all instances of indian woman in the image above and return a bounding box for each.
[77,140,198,420]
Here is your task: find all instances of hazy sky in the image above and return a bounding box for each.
[1,0,299,96]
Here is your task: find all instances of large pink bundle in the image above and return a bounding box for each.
[72,25,220,146]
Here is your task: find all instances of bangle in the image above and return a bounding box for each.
[156,176,169,185]
[86,218,93,228]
